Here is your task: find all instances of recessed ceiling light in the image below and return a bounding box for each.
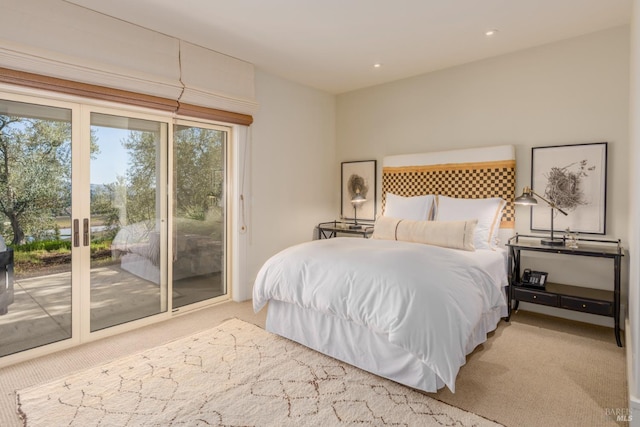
[373,63,382,68]
[485,29,499,36]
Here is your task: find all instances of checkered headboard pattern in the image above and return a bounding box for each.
[382,160,516,228]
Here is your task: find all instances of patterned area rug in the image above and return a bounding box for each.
[17,319,501,426]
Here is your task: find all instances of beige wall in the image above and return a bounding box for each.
[337,26,630,325]
[247,70,337,285]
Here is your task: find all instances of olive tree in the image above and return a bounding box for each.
[0,116,71,245]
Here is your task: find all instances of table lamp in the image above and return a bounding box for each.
[515,186,568,246]
[350,191,367,230]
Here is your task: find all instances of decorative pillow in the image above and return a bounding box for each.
[434,196,506,250]
[372,216,477,251]
[384,193,434,221]
[372,215,401,240]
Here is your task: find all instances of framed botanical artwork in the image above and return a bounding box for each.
[530,142,607,235]
[341,160,376,222]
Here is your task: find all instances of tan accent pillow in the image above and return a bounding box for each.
[371,216,401,240]
[372,216,477,251]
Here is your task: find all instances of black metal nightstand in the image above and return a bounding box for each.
[317,221,374,239]
[506,233,623,347]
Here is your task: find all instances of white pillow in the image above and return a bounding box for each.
[372,216,477,251]
[434,196,506,250]
[384,193,434,221]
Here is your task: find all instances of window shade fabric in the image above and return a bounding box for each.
[0,0,257,124]
[176,102,253,126]
[0,67,177,111]
[0,67,253,126]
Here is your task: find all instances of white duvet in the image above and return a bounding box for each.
[253,237,507,391]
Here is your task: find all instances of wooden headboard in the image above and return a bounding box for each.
[382,145,516,228]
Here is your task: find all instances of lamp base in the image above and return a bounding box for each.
[541,238,564,246]
[349,224,362,230]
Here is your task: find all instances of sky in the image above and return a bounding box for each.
[91,126,130,185]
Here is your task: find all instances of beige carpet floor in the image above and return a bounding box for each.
[0,301,628,427]
[428,311,627,427]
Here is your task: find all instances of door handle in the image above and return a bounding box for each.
[73,219,80,248]
[83,218,89,247]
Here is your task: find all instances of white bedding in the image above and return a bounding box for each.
[253,237,507,392]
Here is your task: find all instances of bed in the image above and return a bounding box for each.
[253,145,516,393]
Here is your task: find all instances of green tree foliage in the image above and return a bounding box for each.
[0,115,71,245]
[173,125,224,221]
[90,181,120,240]
[121,130,159,225]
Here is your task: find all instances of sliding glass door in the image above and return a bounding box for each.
[89,112,168,332]
[172,122,227,309]
[0,98,74,357]
[0,92,230,363]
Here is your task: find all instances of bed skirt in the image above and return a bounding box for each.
[265,299,505,393]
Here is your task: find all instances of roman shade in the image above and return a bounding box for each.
[0,0,257,124]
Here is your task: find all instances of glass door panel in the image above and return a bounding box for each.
[0,99,73,357]
[89,113,167,332]
[172,123,226,308]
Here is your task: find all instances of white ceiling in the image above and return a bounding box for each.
[65,0,632,94]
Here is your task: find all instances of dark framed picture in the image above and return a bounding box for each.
[341,160,376,221]
[530,142,607,234]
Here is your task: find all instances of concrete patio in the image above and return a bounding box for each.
[0,265,224,358]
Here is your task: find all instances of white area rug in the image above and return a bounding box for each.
[17,319,501,426]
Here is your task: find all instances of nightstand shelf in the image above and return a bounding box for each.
[507,234,623,347]
[317,221,374,239]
